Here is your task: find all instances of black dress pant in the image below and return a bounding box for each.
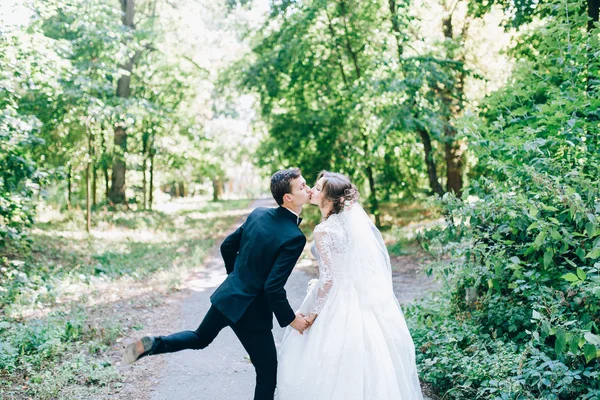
[151,305,278,400]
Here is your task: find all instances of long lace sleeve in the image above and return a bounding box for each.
[310,229,334,315]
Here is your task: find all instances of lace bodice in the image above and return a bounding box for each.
[310,213,349,314]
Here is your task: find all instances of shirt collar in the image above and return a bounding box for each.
[284,207,299,218]
[280,206,303,226]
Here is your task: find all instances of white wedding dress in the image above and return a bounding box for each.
[276,203,423,400]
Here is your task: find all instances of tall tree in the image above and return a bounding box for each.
[234,0,414,225]
[386,0,446,196]
[439,0,468,196]
[110,0,136,204]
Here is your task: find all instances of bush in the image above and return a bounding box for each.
[409,1,600,398]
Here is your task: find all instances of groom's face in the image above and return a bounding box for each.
[283,175,312,207]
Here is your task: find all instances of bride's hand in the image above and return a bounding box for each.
[306,313,318,326]
[291,313,309,334]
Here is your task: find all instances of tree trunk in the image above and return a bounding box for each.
[324,10,348,85]
[212,178,222,201]
[142,156,147,210]
[587,0,599,93]
[92,164,97,207]
[109,0,135,205]
[110,127,127,204]
[67,166,72,211]
[141,133,148,210]
[588,0,599,32]
[365,162,381,228]
[445,133,465,195]
[387,0,444,196]
[100,128,109,202]
[388,0,405,58]
[86,132,92,232]
[441,14,466,196]
[149,149,154,210]
[417,125,445,196]
[339,0,361,80]
[91,130,97,207]
[104,167,110,202]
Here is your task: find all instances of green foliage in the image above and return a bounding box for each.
[410,0,600,398]
[0,310,120,399]
[468,0,551,28]
[227,0,447,205]
[0,199,250,397]
[1,0,223,244]
[407,294,600,399]
[0,26,49,250]
[0,200,249,311]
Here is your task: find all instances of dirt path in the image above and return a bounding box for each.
[117,199,435,400]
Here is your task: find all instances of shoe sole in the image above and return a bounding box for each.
[123,337,153,365]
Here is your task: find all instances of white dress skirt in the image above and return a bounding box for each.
[276,211,423,400]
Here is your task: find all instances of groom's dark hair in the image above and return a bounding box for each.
[270,168,302,206]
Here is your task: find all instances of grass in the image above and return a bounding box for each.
[0,197,441,398]
[0,197,251,399]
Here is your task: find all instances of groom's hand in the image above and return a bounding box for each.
[290,313,309,334]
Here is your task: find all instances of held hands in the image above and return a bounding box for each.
[290,312,318,335]
[305,313,318,326]
[290,313,309,334]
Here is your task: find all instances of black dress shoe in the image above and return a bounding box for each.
[123,336,155,364]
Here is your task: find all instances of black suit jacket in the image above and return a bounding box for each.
[210,206,306,329]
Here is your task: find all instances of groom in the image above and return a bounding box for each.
[123,168,312,400]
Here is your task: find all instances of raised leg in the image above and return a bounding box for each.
[151,305,230,354]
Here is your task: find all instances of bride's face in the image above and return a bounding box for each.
[310,178,327,207]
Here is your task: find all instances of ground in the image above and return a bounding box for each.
[0,198,438,399]
[113,199,437,400]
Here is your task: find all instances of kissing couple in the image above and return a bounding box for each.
[123,169,423,400]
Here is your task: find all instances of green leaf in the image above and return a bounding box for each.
[576,268,587,281]
[569,335,580,353]
[586,247,600,259]
[494,263,502,277]
[541,205,559,212]
[555,328,567,355]
[561,273,579,282]
[528,205,538,218]
[543,251,553,268]
[586,222,596,238]
[583,343,597,363]
[565,258,578,268]
[584,332,600,346]
[461,188,470,201]
[533,230,547,249]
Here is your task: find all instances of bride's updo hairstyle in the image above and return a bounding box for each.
[317,171,360,219]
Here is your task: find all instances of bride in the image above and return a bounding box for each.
[276,171,423,400]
